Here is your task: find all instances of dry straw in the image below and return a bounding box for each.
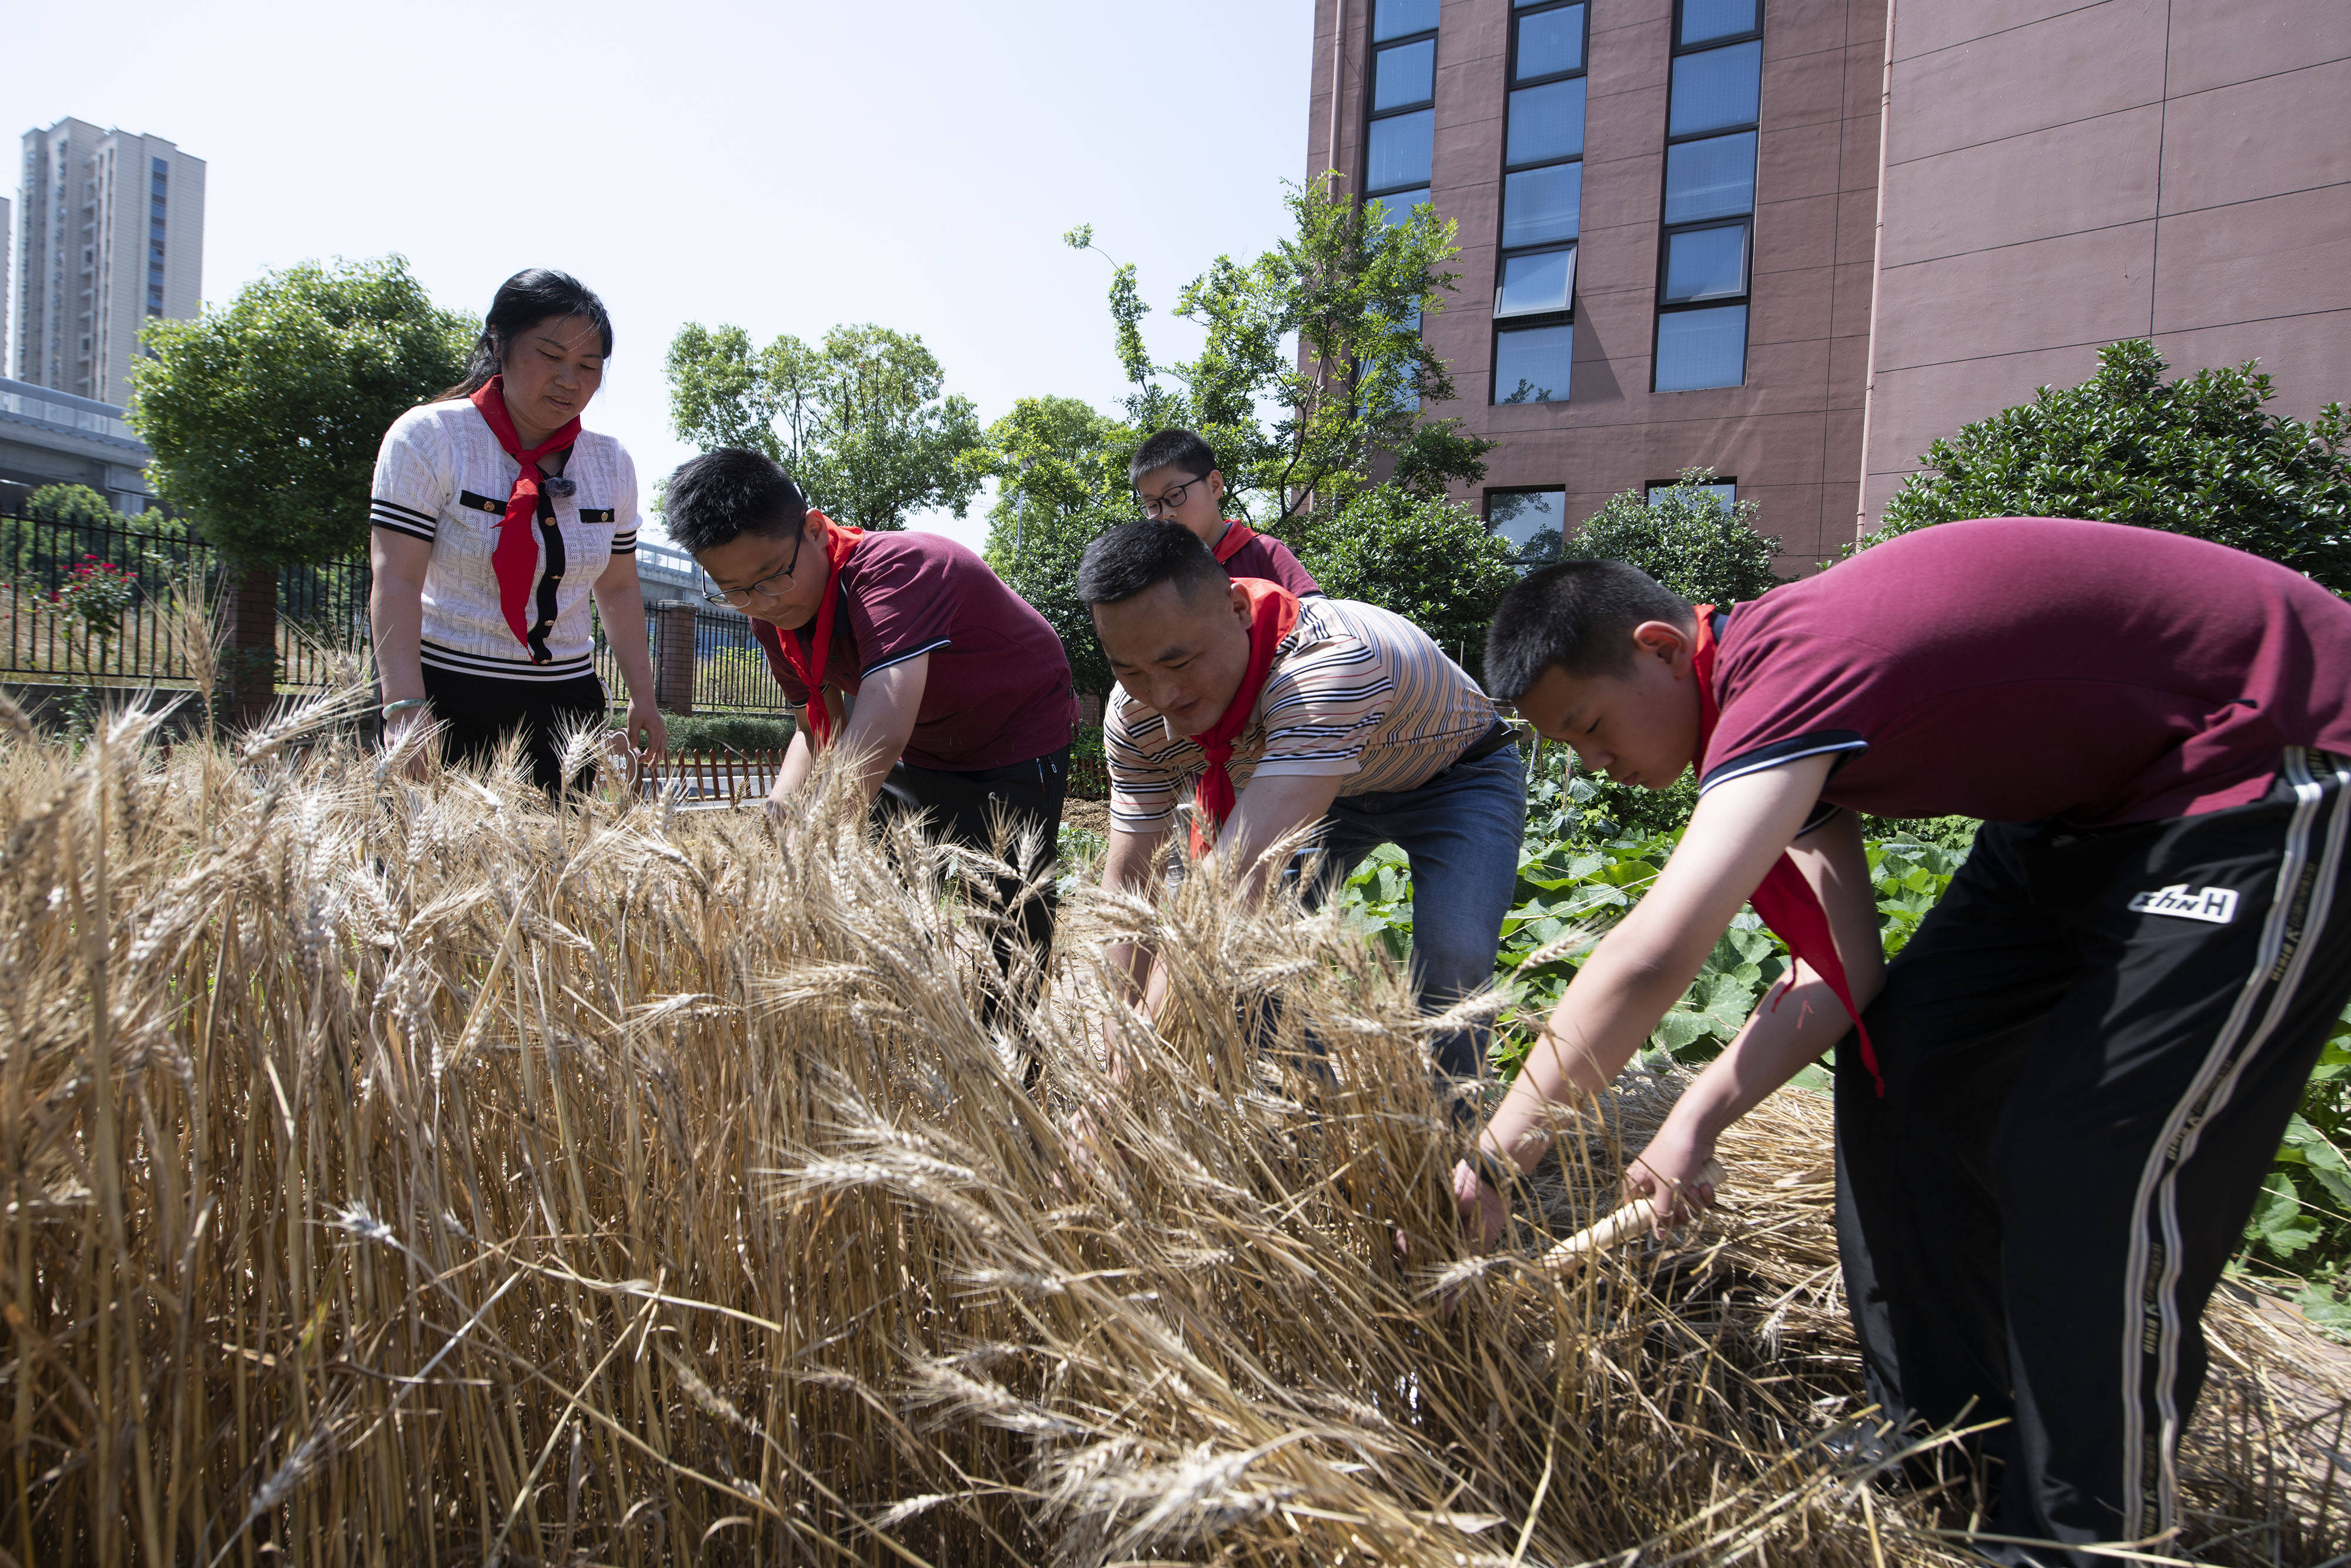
[2,676,2346,1566]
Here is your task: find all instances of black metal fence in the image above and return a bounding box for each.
[692,607,787,713]
[594,604,790,715]
[0,501,785,712]
[1,505,222,688]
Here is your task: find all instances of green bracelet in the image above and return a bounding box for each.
[381,698,429,718]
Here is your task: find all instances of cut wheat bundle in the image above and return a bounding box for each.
[0,689,2342,1566]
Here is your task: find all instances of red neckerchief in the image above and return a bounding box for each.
[1692,605,1883,1095]
[1210,520,1257,565]
[749,508,863,749]
[1189,577,1302,858]
[470,377,581,658]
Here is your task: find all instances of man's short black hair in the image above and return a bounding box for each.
[665,448,809,554]
[1077,520,1231,607]
[1129,427,1217,482]
[1483,559,1696,700]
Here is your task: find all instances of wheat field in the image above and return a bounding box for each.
[2,681,2347,1567]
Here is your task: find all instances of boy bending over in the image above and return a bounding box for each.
[667,449,1078,1004]
[1470,519,2351,1566]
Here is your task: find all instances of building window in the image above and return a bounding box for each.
[1488,487,1568,565]
[1647,478,1737,507]
[1364,0,1438,226]
[1493,0,1586,405]
[1654,0,1761,393]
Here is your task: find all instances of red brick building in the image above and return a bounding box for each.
[1307,0,2351,572]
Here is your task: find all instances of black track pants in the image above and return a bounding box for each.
[870,746,1069,1026]
[1834,749,2351,1566]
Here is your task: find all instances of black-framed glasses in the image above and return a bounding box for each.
[1137,474,1211,518]
[701,525,807,607]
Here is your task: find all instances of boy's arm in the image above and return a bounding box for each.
[1621,809,1884,1224]
[1459,755,1837,1235]
[765,656,927,816]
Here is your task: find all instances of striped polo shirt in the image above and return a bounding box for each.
[369,398,639,682]
[1106,595,1498,834]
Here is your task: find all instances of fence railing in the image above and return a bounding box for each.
[0,509,213,687]
[642,748,789,804]
[595,602,788,715]
[0,503,788,715]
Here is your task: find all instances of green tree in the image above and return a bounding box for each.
[1859,338,2351,591]
[665,321,984,531]
[1064,176,1492,527]
[972,396,1138,696]
[1573,469,1785,605]
[1291,490,1521,681]
[129,256,473,568]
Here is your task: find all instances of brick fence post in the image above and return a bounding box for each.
[654,602,698,713]
[226,564,278,726]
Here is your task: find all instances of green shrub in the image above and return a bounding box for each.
[659,712,796,752]
[1291,487,1521,682]
[1570,468,1785,605]
[1855,339,2351,592]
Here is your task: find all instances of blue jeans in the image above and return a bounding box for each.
[1302,744,1528,1086]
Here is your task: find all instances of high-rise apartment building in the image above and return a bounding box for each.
[0,194,11,374]
[15,118,205,406]
[1308,0,2351,571]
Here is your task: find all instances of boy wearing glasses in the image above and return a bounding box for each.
[667,449,1079,1003]
[1130,428,1322,598]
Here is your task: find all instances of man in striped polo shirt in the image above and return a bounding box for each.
[1079,521,1526,1098]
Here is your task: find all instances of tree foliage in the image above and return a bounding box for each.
[129,256,472,568]
[665,321,984,532]
[1064,177,1492,527]
[970,396,1139,696]
[1861,338,2351,591]
[26,483,129,528]
[1573,469,1785,605]
[1291,490,1522,681]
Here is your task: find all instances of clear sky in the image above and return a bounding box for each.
[9,0,1315,551]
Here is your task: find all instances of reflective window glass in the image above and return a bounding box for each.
[1495,247,1576,317]
[1670,41,1762,136]
[1367,109,1435,193]
[1502,162,1582,247]
[1495,323,1574,404]
[1373,0,1440,41]
[1372,187,1432,227]
[1654,304,1748,391]
[1513,5,1585,81]
[1375,39,1436,109]
[1506,77,1587,166]
[1677,0,1759,46]
[1662,224,1748,302]
[1663,132,1756,223]
[1489,488,1567,549]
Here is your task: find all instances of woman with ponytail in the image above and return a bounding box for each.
[367,268,665,791]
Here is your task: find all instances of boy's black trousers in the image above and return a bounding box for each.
[1834,749,2351,1566]
[870,746,1070,1027]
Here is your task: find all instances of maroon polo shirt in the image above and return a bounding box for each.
[752,531,1077,772]
[1702,518,2351,826]
[1214,522,1322,598]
